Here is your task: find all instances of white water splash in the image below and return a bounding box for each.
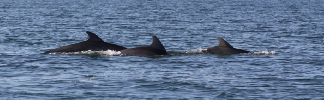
[246,51,277,55]
[48,50,122,56]
[99,50,122,56]
[184,48,276,55]
[185,48,205,54]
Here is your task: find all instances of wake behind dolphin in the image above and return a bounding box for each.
[44,31,127,54]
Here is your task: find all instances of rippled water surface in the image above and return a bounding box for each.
[0,0,323,100]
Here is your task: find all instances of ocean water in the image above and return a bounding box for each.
[0,0,323,100]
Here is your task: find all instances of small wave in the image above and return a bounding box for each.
[185,48,205,54]
[48,50,122,56]
[48,50,276,56]
[185,48,276,55]
[246,51,277,55]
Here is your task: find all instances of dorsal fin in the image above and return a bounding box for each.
[217,37,233,48]
[86,31,104,42]
[150,36,166,52]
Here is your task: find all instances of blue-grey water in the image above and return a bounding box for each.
[0,0,323,100]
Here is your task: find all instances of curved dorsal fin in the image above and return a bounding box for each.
[150,36,166,52]
[217,37,233,48]
[86,31,104,42]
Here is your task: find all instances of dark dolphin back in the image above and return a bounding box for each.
[217,37,233,48]
[202,37,250,54]
[120,36,168,57]
[44,31,126,53]
[150,36,166,53]
[86,31,104,42]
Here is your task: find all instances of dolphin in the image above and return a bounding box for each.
[120,36,168,57]
[202,37,250,54]
[44,31,127,53]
